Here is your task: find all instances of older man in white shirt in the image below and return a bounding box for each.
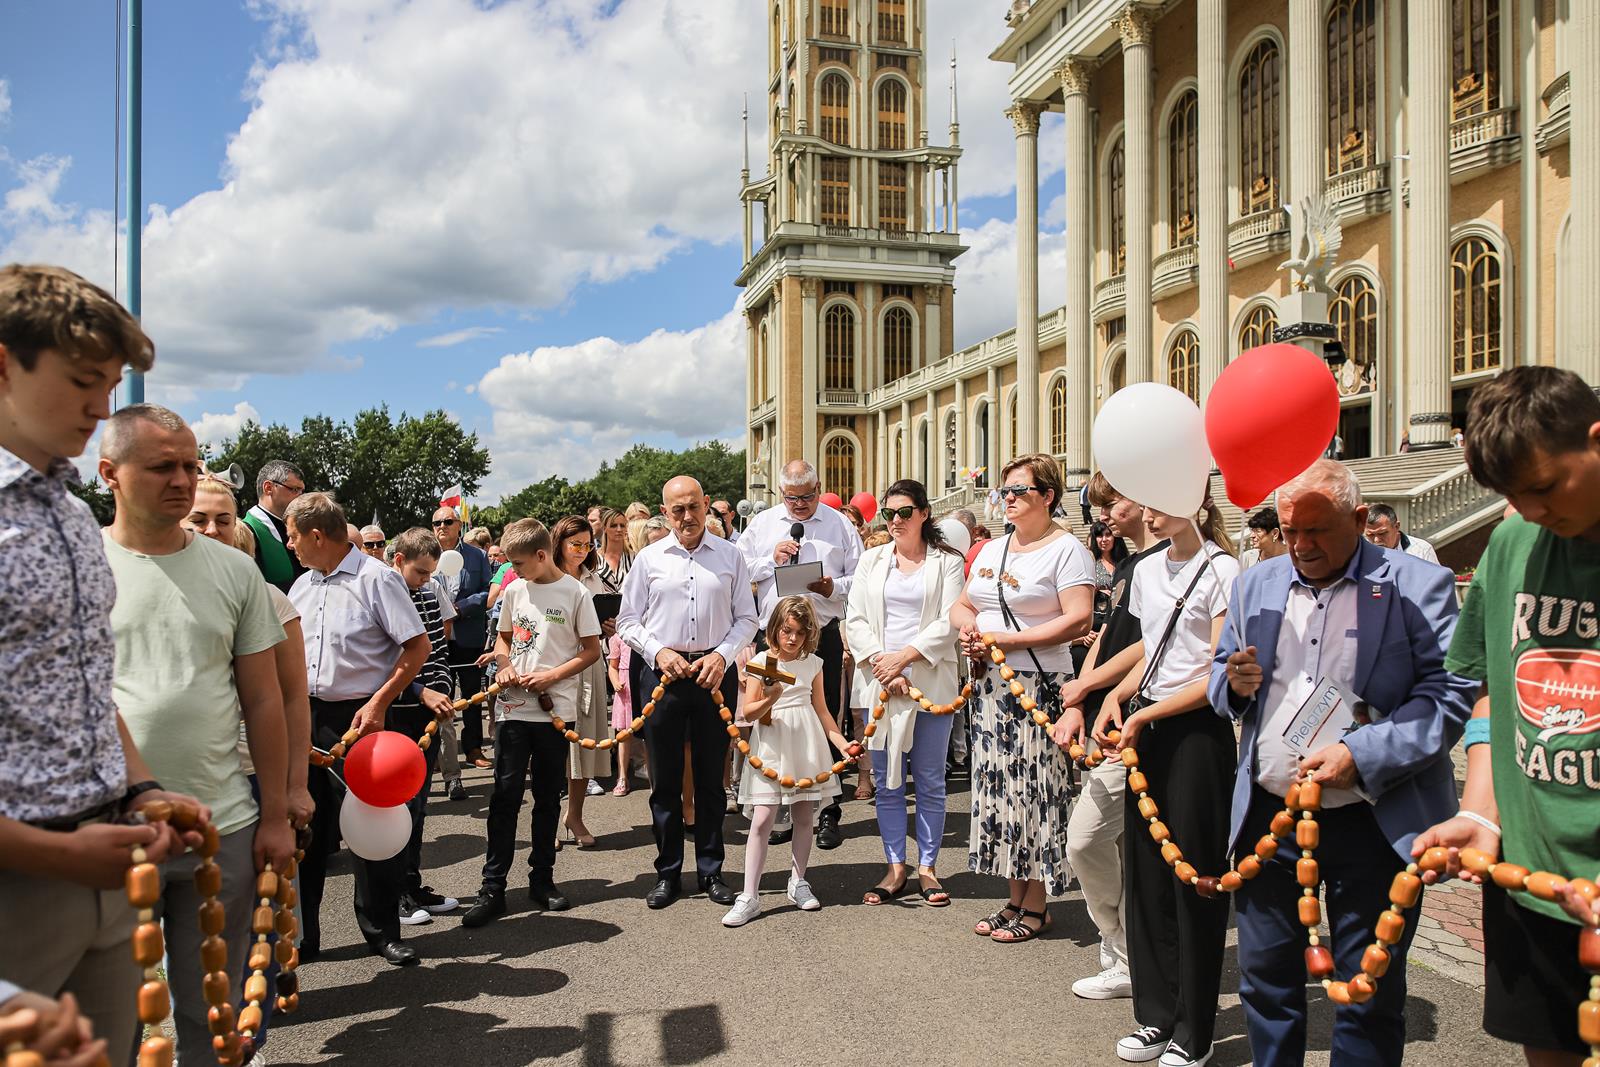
[739,459,862,847]
[1364,503,1441,564]
[618,476,759,910]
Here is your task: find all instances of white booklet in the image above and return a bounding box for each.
[774,560,824,597]
[1282,676,1376,757]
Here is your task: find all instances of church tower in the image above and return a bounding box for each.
[738,0,964,504]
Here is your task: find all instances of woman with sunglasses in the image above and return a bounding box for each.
[949,454,1095,942]
[845,480,968,906]
[552,515,612,847]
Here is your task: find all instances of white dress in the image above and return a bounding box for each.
[737,652,843,806]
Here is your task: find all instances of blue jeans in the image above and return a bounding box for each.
[869,711,955,867]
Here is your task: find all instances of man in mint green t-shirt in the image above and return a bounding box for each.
[98,405,293,1064]
[1413,367,1600,1063]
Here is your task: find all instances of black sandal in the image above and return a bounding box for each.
[863,877,908,905]
[990,907,1050,943]
[973,902,1021,935]
[918,880,951,907]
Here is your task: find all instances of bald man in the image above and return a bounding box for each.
[616,476,758,909]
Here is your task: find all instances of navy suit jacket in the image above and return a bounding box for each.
[449,540,493,649]
[1208,539,1476,859]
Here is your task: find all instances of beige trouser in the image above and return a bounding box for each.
[1066,757,1128,971]
[0,864,140,1058]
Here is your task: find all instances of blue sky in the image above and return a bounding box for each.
[1,0,1053,498]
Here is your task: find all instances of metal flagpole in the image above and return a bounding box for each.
[123,0,144,405]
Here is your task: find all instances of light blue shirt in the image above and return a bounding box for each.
[290,544,425,701]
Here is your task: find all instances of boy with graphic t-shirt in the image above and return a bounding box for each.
[462,519,601,927]
[1413,366,1600,1063]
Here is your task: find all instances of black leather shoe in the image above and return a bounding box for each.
[768,824,793,845]
[373,939,418,966]
[700,876,737,905]
[816,814,843,850]
[646,878,680,909]
[528,880,571,912]
[462,890,506,928]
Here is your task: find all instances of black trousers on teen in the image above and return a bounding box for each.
[450,652,486,753]
[639,658,740,882]
[303,697,405,947]
[481,719,568,892]
[1123,707,1235,1057]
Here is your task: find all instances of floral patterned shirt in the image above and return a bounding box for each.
[0,447,126,821]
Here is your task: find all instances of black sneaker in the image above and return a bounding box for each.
[527,880,571,912]
[398,894,431,926]
[412,886,460,914]
[462,890,506,928]
[1116,1026,1171,1063]
[446,777,467,802]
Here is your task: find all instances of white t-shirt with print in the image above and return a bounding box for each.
[967,532,1096,674]
[496,574,600,722]
[1128,544,1241,701]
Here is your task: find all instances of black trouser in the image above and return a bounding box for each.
[1123,707,1234,1056]
[639,658,738,881]
[450,649,485,752]
[386,705,440,894]
[303,697,405,946]
[481,719,567,892]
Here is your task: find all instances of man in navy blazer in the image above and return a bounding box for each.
[1208,460,1475,1067]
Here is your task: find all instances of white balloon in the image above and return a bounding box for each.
[936,517,971,555]
[339,793,411,862]
[1091,383,1213,518]
[436,548,465,578]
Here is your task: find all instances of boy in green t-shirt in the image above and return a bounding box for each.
[1413,366,1600,1065]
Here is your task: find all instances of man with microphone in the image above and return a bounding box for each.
[740,460,862,848]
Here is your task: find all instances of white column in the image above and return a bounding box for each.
[876,409,888,493]
[1197,0,1228,400]
[1008,101,1045,450]
[1287,0,1326,275]
[900,397,912,478]
[771,287,787,468]
[1057,60,1094,479]
[986,366,1001,473]
[1405,1,1453,446]
[924,388,937,482]
[1571,0,1600,382]
[1117,6,1155,383]
[924,285,943,364]
[1519,0,1541,368]
[955,376,968,482]
[801,278,820,458]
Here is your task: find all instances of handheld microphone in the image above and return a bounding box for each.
[789,521,805,543]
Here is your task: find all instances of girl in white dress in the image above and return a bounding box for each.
[723,596,853,927]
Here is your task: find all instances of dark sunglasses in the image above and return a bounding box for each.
[432,518,459,527]
[883,505,919,522]
[363,540,384,549]
[998,485,1042,500]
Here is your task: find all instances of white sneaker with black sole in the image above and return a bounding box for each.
[1116,1026,1170,1063]
[1072,965,1133,1000]
[1157,1042,1211,1067]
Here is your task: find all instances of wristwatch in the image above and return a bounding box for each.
[121,780,164,810]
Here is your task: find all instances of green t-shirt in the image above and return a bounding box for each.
[1446,514,1600,923]
[493,562,514,588]
[103,531,286,835]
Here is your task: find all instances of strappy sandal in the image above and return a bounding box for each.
[973,902,1021,935]
[990,907,1050,943]
[863,876,908,905]
[918,880,951,907]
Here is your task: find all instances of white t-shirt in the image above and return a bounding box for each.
[881,561,925,655]
[967,532,1096,674]
[1128,544,1241,701]
[496,574,600,722]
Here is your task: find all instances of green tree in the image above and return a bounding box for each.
[68,476,115,526]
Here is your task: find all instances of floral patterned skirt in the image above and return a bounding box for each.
[967,670,1074,896]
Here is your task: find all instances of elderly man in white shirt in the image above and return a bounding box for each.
[618,476,759,910]
[739,459,862,847]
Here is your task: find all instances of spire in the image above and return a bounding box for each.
[741,92,750,178]
[949,41,961,145]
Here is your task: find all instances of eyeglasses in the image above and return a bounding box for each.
[997,485,1042,500]
[270,481,305,497]
[566,541,594,552]
[432,518,459,528]
[782,492,819,504]
[883,505,919,522]
[363,541,384,549]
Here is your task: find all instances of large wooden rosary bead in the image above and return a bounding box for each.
[1304,945,1334,978]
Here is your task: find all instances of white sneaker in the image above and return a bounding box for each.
[398,903,431,927]
[786,876,821,911]
[721,893,762,927]
[1072,965,1133,1000]
[1116,1026,1170,1063]
[1158,1043,1212,1067]
[586,778,604,796]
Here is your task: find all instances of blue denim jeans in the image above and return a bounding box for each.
[869,711,955,866]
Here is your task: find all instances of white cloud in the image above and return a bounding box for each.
[951,216,1066,350]
[417,326,504,349]
[190,401,263,450]
[0,80,11,125]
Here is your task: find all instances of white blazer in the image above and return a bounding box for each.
[844,542,967,787]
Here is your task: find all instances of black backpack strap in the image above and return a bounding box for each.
[1130,548,1218,702]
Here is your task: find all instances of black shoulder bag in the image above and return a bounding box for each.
[1125,548,1218,716]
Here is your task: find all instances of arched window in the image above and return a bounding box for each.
[1008,393,1019,456]
[877,0,906,43]
[824,304,856,391]
[825,436,857,501]
[878,162,908,232]
[1332,273,1380,395]
[757,323,770,401]
[877,79,907,150]
[819,0,849,38]
[943,411,958,488]
[1108,136,1127,274]
[1452,0,1501,119]
[820,157,851,226]
[1239,304,1278,353]
[1167,328,1201,402]
[975,403,991,482]
[1049,378,1069,456]
[1168,90,1199,246]
[1327,0,1378,175]
[1451,236,1502,377]
[883,306,913,380]
[1239,39,1282,215]
[820,73,851,146]
[894,427,905,477]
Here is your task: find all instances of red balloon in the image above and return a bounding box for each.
[849,491,878,524]
[819,492,844,510]
[1205,343,1341,509]
[343,732,426,808]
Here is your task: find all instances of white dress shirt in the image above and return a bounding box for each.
[290,544,425,702]
[740,501,861,626]
[617,531,759,668]
[1401,534,1440,565]
[1255,563,1363,808]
